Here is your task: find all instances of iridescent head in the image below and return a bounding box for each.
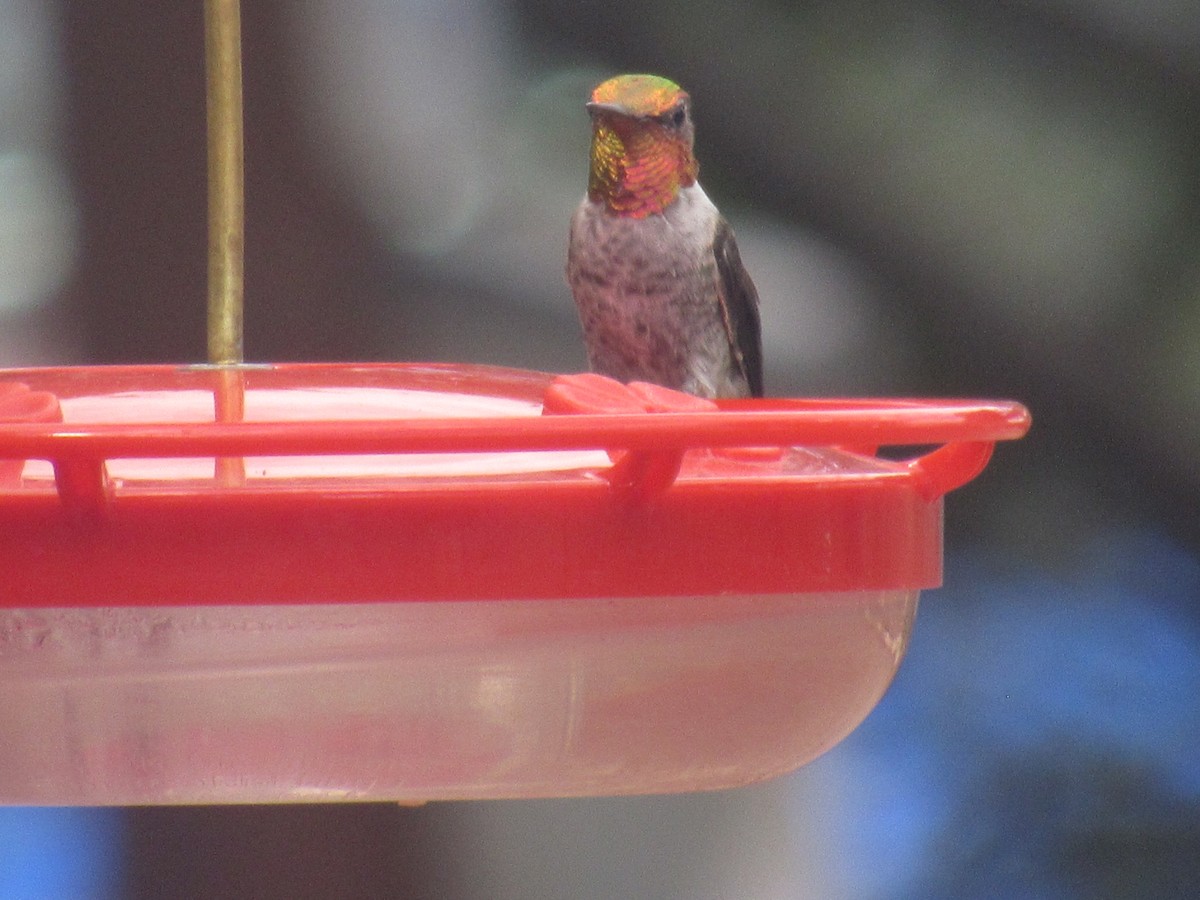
[584,74,699,218]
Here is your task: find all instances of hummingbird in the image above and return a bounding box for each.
[567,74,763,399]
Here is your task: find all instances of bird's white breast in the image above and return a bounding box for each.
[567,184,747,397]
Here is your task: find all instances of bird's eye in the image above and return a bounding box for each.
[657,105,687,129]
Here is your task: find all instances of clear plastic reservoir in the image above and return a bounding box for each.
[0,363,1027,803]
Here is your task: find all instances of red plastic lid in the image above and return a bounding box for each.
[0,363,1029,606]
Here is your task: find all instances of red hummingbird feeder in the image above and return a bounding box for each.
[0,4,1028,804]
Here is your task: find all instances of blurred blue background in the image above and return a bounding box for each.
[1,0,1197,896]
[0,808,122,899]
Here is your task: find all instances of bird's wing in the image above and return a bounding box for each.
[712,218,764,397]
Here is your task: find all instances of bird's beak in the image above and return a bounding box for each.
[586,100,629,118]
